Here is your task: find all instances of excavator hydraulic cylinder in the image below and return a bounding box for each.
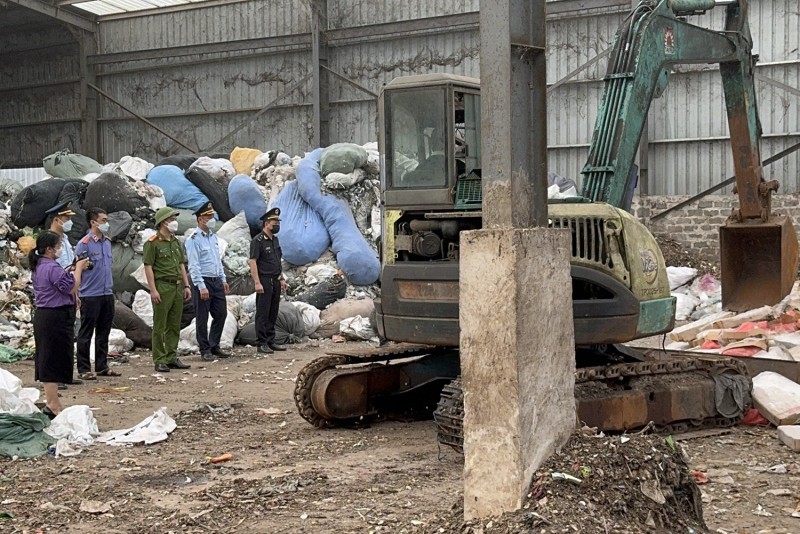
[720,215,799,312]
[669,0,718,14]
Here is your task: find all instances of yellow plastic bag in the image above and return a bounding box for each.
[17,236,35,255]
[230,147,263,176]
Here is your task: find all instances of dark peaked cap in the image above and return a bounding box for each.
[261,207,281,222]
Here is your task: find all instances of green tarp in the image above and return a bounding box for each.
[0,413,55,458]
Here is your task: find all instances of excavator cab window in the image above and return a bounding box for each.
[385,87,448,189]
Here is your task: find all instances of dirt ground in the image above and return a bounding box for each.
[2,342,800,534]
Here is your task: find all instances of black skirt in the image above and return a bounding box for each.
[34,306,75,383]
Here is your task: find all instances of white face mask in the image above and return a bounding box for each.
[55,247,64,259]
[98,222,110,233]
[167,221,179,233]
[61,219,73,232]
[206,218,217,230]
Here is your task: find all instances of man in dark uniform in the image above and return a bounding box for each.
[248,207,288,354]
[143,207,192,372]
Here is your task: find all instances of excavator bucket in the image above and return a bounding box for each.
[720,215,799,312]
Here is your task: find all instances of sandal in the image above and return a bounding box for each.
[96,368,122,377]
[42,406,58,420]
[78,372,97,381]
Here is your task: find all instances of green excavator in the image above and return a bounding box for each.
[294,0,797,445]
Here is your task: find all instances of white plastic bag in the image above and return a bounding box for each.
[133,290,154,327]
[293,301,321,336]
[108,328,134,353]
[44,405,100,449]
[339,315,377,341]
[189,156,236,181]
[97,407,176,446]
[667,266,698,290]
[674,292,700,321]
[117,156,154,181]
[305,264,339,284]
[324,168,367,189]
[217,211,250,244]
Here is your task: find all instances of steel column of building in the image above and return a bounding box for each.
[480,0,549,228]
[78,30,99,159]
[311,0,330,148]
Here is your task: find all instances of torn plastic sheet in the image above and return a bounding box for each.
[97,407,177,446]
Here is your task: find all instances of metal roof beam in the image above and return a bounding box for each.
[6,0,97,32]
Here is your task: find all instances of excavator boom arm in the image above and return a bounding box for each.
[582,0,765,220]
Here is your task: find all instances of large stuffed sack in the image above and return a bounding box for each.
[292,274,347,310]
[111,301,152,348]
[84,172,148,214]
[106,211,133,242]
[153,155,197,170]
[185,167,234,221]
[146,165,208,211]
[216,211,250,244]
[10,178,86,228]
[235,321,258,346]
[296,150,380,285]
[275,302,306,344]
[174,208,197,235]
[109,156,153,182]
[43,149,102,178]
[178,312,237,354]
[226,271,256,296]
[187,157,235,182]
[313,297,375,339]
[111,244,144,296]
[293,301,321,336]
[228,174,267,231]
[319,143,368,176]
[231,147,263,175]
[272,180,329,265]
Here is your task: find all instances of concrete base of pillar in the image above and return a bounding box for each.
[460,227,576,520]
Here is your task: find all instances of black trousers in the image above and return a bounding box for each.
[256,275,281,346]
[76,294,115,374]
[192,277,228,354]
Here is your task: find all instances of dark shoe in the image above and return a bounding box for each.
[154,364,171,373]
[96,368,122,377]
[257,345,274,354]
[201,353,215,362]
[58,383,68,390]
[68,378,84,385]
[42,406,57,420]
[268,343,287,351]
[211,347,232,359]
[167,358,191,369]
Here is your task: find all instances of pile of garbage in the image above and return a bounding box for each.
[0,143,385,357]
[666,271,800,362]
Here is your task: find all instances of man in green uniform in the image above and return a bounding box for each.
[143,207,192,373]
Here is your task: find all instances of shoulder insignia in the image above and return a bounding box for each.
[147,234,159,242]
[80,235,91,244]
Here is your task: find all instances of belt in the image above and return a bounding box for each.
[156,278,181,284]
[202,276,221,282]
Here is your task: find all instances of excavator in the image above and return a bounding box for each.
[294,0,798,447]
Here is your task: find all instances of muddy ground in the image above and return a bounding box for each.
[1,342,799,533]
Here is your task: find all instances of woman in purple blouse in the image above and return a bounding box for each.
[29,231,90,418]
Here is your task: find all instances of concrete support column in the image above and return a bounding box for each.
[461,0,576,520]
[461,228,575,519]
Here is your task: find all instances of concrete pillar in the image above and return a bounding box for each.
[461,228,575,519]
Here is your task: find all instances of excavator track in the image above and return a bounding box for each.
[294,345,752,449]
[434,353,751,453]
[294,343,449,427]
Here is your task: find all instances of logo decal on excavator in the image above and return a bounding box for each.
[640,248,659,284]
[664,27,675,55]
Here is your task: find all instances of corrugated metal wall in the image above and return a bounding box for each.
[1,0,796,197]
[0,23,82,167]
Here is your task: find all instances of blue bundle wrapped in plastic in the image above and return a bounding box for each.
[296,149,380,285]
[228,174,267,230]
[272,180,330,266]
[146,165,208,211]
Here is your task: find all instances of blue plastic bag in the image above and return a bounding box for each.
[146,165,208,211]
[228,174,267,230]
[273,180,330,266]
[296,149,380,285]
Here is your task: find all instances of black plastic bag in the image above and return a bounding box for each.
[10,178,85,228]
[153,155,197,171]
[84,172,148,214]
[112,301,152,348]
[292,275,347,310]
[185,167,234,221]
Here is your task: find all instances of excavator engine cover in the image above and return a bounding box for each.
[720,215,799,312]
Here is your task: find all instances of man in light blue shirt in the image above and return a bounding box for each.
[46,201,76,269]
[185,202,230,361]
